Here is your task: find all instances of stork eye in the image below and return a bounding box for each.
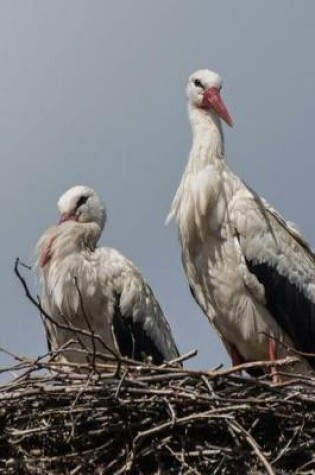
[193,79,203,88]
[76,195,89,210]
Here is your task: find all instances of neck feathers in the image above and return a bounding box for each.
[36,222,102,269]
[167,106,224,224]
[188,105,225,169]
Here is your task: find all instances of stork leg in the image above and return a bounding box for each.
[227,342,245,373]
[268,339,279,383]
[223,339,245,374]
[230,344,244,367]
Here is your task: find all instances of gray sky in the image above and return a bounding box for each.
[1,1,315,371]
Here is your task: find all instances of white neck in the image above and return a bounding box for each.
[60,222,102,252]
[167,104,226,224]
[37,222,102,269]
[187,104,225,172]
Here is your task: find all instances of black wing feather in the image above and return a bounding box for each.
[112,293,169,364]
[246,260,315,369]
[112,298,135,358]
[130,321,166,364]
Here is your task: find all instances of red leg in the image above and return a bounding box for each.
[268,339,279,383]
[223,338,245,374]
[230,344,244,367]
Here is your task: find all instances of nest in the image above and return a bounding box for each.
[2,259,315,474]
[1,350,315,475]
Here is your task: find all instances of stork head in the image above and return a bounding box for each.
[57,186,106,230]
[186,69,233,127]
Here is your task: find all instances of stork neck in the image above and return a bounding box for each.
[38,222,102,269]
[60,222,102,253]
[188,105,225,171]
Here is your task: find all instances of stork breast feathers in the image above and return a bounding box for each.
[170,165,223,243]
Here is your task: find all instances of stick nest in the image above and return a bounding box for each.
[1,352,315,475]
[5,258,315,474]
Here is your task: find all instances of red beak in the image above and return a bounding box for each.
[58,213,77,224]
[202,87,233,127]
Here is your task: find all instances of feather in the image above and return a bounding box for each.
[246,260,315,369]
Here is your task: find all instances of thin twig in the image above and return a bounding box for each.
[229,420,275,475]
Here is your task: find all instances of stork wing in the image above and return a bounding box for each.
[112,284,180,364]
[98,249,180,365]
[230,187,315,368]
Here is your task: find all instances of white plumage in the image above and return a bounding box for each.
[37,186,180,367]
[168,69,315,376]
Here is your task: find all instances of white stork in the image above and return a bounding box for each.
[36,185,180,367]
[168,69,315,377]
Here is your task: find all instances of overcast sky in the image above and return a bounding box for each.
[1,1,315,373]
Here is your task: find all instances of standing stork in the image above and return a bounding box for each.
[36,185,180,367]
[168,69,315,377]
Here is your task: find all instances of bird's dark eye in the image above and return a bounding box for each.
[76,195,89,210]
[193,79,203,88]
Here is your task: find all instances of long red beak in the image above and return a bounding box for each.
[202,87,233,127]
[58,213,77,224]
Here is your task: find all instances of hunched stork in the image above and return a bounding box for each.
[36,186,180,367]
[168,69,315,376]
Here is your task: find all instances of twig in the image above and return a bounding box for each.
[229,420,275,475]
